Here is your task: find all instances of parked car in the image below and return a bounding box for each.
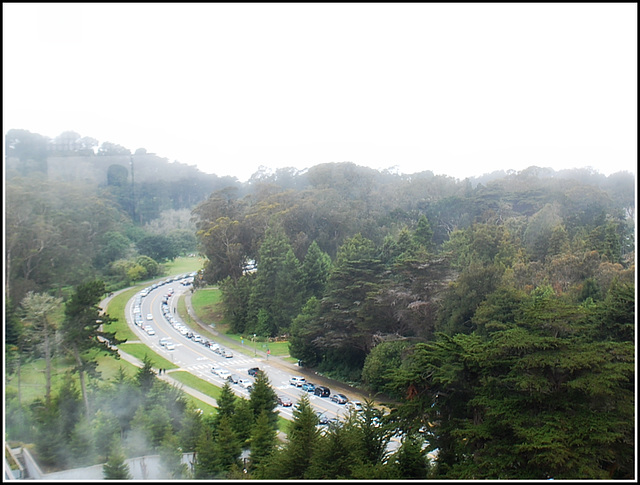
[316,411,330,425]
[217,369,231,380]
[302,382,316,392]
[314,386,331,397]
[345,400,363,412]
[277,396,293,407]
[165,341,176,351]
[159,337,169,346]
[211,366,222,375]
[227,374,240,384]
[238,378,253,390]
[223,350,233,358]
[146,313,153,320]
[143,325,155,335]
[330,393,348,404]
[289,376,306,387]
[248,367,261,377]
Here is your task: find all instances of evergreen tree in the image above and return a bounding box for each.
[248,409,278,475]
[288,297,323,367]
[159,434,189,479]
[194,425,217,478]
[136,354,157,395]
[388,432,430,479]
[211,415,242,476]
[231,397,255,446]
[247,223,293,336]
[277,393,320,478]
[274,248,304,333]
[300,240,332,298]
[413,214,434,251]
[213,381,237,429]
[248,370,279,427]
[61,280,122,417]
[306,420,353,479]
[102,440,132,479]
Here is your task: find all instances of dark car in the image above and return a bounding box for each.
[314,386,331,397]
[330,393,348,404]
[316,411,330,425]
[227,374,240,384]
[248,367,261,377]
[277,396,293,407]
[302,382,316,392]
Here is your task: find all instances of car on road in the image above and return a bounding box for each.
[165,341,176,351]
[143,325,155,335]
[277,396,293,407]
[316,411,330,425]
[217,369,232,380]
[159,337,169,346]
[314,386,331,397]
[345,400,363,412]
[302,382,316,392]
[290,376,306,387]
[248,367,261,377]
[223,350,233,358]
[227,374,240,384]
[238,378,253,390]
[330,393,348,404]
[146,313,153,320]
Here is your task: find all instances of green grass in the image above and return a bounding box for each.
[183,395,217,416]
[162,255,205,277]
[118,343,179,370]
[187,285,293,359]
[103,286,140,341]
[168,370,223,401]
[190,287,224,324]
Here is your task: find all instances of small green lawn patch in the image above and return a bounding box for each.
[167,370,222,401]
[162,256,205,277]
[118,343,178,370]
[190,287,224,324]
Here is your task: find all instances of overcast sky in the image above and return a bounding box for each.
[3,3,637,182]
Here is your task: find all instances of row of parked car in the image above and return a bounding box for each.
[289,375,362,408]
[158,291,235,357]
[211,365,253,390]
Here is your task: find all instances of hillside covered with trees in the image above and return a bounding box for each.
[4,128,636,478]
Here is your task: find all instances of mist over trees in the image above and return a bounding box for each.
[4,128,635,478]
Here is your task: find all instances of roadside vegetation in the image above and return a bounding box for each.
[5,138,635,479]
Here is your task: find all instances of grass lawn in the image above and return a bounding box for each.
[118,343,179,370]
[163,255,205,277]
[168,370,223,401]
[190,287,224,324]
[187,286,293,359]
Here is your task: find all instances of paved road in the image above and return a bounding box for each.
[100,277,400,445]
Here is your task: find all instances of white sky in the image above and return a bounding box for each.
[3,3,637,182]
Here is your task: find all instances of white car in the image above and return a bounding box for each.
[238,378,253,390]
[143,325,155,335]
[165,341,176,351]
[159,337,169,346]
[290,376,306,387]
[217,369,232,380]
[146,313,153,320]
[345,401,363,412]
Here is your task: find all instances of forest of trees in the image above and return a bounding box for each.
[4,128,636,479]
